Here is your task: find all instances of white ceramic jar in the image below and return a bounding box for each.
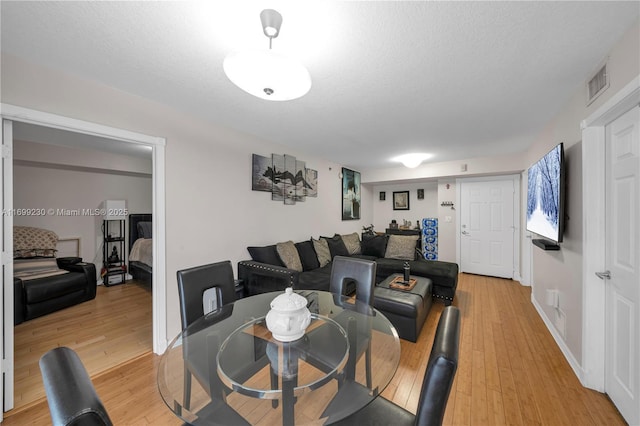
[265,287,311,342]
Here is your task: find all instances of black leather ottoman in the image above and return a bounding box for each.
[373,274,432,342]
[375,258,458,306]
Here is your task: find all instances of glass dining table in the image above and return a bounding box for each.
[158,290,401,426]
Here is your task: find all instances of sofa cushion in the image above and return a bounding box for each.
[247,245,284,267]
[361,234,389,258]
[276,241,303,272]
[385,235,419,260]
[312,238,331,267]
[341,232,361,255]
[297,263,333,291]
[295,240,320,271]
[322,235,349,258]
[21,272,89,304]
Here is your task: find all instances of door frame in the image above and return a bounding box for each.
[0,103,168,354]
[455,174,521,280]
[581,75,640,391]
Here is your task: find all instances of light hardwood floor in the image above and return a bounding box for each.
[4,274,625,425]
[12,281,152,410]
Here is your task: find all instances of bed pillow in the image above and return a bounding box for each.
[361,234,389,258]
[276,241,303,272]
[312,238,331,267]
[322,235,349,258]
[295,240,320,271]
[247,245,284,267]
[137,221,153,239]
[341,232,361,255]
[385,235,419,260]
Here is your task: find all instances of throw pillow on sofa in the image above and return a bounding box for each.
[361,234,388,258]
[322,235,349,258]
[247,245,284,267]
[276,241,303,272]
[312,238,331,267]
[295,240,320,271]
[385,235,419,260]
[341,232,361,255]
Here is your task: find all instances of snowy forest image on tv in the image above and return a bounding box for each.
[526,143,564,242]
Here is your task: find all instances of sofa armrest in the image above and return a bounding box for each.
[238,261,299,296]
[59,262,98,299]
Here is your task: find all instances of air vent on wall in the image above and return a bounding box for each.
[586,61,609,106]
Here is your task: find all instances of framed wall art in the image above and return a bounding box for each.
[252,152,317,205]
[342,167,361,220]
[393,191,410,210]
[379,191,386,201]
[417,188,424,199]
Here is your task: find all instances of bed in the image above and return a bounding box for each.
[128,213,152,286]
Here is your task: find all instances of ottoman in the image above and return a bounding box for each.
[373,274,432,342]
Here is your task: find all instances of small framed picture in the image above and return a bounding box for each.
[417,188,424,199]
[379,191,386,201]
[393,191,410,210]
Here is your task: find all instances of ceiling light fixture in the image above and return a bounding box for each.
[392,153,432,168]
[223,9,311,101]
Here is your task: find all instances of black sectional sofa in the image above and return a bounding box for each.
[238,233,458,342]
[238,233,459,305]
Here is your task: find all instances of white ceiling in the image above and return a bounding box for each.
[2,1,638,171]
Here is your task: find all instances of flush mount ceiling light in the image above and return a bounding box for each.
[392,153,433,168]
[223,9,311,101]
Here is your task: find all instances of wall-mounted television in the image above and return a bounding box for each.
[526,142,565,250]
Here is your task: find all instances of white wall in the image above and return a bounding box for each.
[371,181,438,232]
[526,20,639,366]
[437,179,457,262]
[13,140,152,268]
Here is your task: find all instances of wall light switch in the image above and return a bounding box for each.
[445,216,452,223]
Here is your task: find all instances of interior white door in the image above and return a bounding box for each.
[604,105,639,426]
[460,178,515,278]
[1,119,15,416]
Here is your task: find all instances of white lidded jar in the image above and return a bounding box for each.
[266,287,311,342]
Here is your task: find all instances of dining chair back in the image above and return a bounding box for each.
[176,260,236,329]
[330,256,376,306]
[176,260,237,411]
[331,305,461,426]
[39,346,113,426]
[414,305,461,425]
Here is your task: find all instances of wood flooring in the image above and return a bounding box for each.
[12,281,152,410]
[4,274,625,425]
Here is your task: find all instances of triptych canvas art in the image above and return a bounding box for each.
[252,154,318,204]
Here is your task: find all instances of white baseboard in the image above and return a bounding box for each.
[531,294,586,385]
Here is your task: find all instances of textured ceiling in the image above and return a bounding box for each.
[2,1,638,171]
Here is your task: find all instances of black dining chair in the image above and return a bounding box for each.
[176,260,246,422]
[330,255,376,305]
[177,260,237,330]
[39,346,113,426]
[330,256,376,386]
[333,305,461,426]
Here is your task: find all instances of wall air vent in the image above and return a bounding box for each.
[586,61,609,106]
